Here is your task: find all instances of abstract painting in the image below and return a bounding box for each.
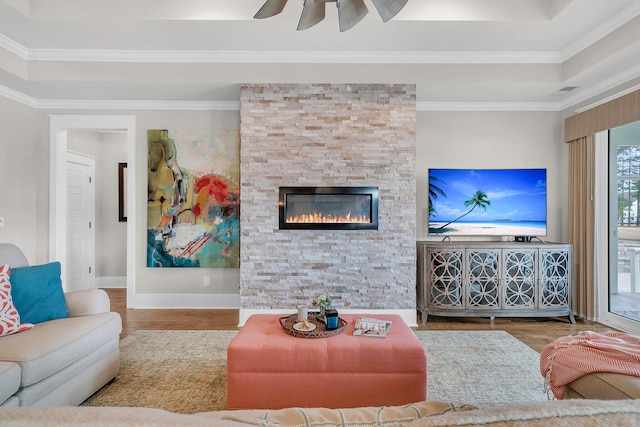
[147,129,240,268]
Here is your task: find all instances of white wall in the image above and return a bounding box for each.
[416,111,566,243]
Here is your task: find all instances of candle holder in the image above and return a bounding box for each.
[325,309,339,330]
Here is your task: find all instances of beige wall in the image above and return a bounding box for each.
[1,98,568,307]
[95,132,127,278]
[0,97,40,263]
[416,111,566,243]
[130,110,240,296]
[29,108,240,306]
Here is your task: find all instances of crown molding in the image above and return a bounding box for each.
[560,63,640,112]
[0,83,37,107]
[18,48,563,64]
[8,83,640,114]
[1,2,638,66]
[0,88,240,110]
[0,33,562,64]
[4,2,639,65]
[0,33,29,58]
[573,82,640,113]
[559,0,640,62]
[3,78,638,113]
[36,99,241,110]
[416,101,562,112]
[1,84,565,111]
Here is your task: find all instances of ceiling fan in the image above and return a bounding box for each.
[254,0,408,32]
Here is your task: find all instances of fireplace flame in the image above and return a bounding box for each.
[286,212,370,224]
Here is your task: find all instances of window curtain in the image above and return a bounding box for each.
[565,88,639,321]
[568,135,595,319]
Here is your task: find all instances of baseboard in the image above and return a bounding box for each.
[126,292,241,309]
[96,276,126,288]
[119,291,418,327]
[238,308,418,328]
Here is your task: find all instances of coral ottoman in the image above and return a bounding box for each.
[227,313,426,409]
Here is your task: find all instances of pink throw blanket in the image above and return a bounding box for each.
[540,331,640,399]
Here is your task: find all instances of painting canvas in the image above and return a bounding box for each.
[147,129,240,268]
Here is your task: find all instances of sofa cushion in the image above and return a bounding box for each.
[566,371,640,399]
[64,289,111,317]
[0,362,21,406]
[0,265,33,337]
[16,335,120,407]
[403,399,640,426]
[2,401,640,427]
[0,312,121,387]
[10,262,69,324]
[0,244,29,269]
[207,401,476,426]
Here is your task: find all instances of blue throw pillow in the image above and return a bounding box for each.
[10,262,69,324]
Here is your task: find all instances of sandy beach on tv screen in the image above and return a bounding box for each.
[430,223,545,236]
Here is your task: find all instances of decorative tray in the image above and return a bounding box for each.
[279,313,347,339]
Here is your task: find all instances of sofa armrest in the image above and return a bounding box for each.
[64,289,111,317]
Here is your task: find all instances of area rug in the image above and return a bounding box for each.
[82,329,547,414]
[83,330,237,414]
[414,330,547,409]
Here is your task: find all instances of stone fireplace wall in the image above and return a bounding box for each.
[240,83,416,312]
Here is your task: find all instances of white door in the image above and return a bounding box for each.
[66,152,96,292]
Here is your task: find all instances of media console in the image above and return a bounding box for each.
[417,241,575,324]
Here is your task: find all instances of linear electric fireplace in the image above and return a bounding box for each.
[279,186,379,230]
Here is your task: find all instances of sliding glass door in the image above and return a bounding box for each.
[607,120,640,330]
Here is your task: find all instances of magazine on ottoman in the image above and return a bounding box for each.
[353,317,392,337]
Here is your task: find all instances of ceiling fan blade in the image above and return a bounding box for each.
[254,0,289,19]
[336,0,368,32]
[371,0,408,22]
[297,0,326,30]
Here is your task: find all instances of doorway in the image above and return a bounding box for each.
[49,115,136,305]
[597,120,640,334]
[608,120,640,325]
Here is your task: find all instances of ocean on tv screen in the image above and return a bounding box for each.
[428,220,546,236]
[427,168,547,236]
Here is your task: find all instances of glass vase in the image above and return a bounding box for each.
[316,306,326,322]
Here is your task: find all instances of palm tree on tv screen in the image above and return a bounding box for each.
[428,175,446,217]
[437,190,491,230]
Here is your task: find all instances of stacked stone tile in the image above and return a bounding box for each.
[240,84,416,310]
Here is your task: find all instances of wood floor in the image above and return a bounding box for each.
[105,288,617,353]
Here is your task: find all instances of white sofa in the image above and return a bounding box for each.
[0,243,122,407]
[2,399,640,426]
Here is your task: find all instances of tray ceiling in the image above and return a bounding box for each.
[0,0,639,110]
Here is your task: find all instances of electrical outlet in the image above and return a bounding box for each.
[203,276,211,287]
[0,217,4,228]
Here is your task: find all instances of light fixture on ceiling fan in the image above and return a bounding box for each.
[254,0,408,32]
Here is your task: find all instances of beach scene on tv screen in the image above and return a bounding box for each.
[428,168,547,236]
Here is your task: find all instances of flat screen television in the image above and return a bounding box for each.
[428,168,547,237]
